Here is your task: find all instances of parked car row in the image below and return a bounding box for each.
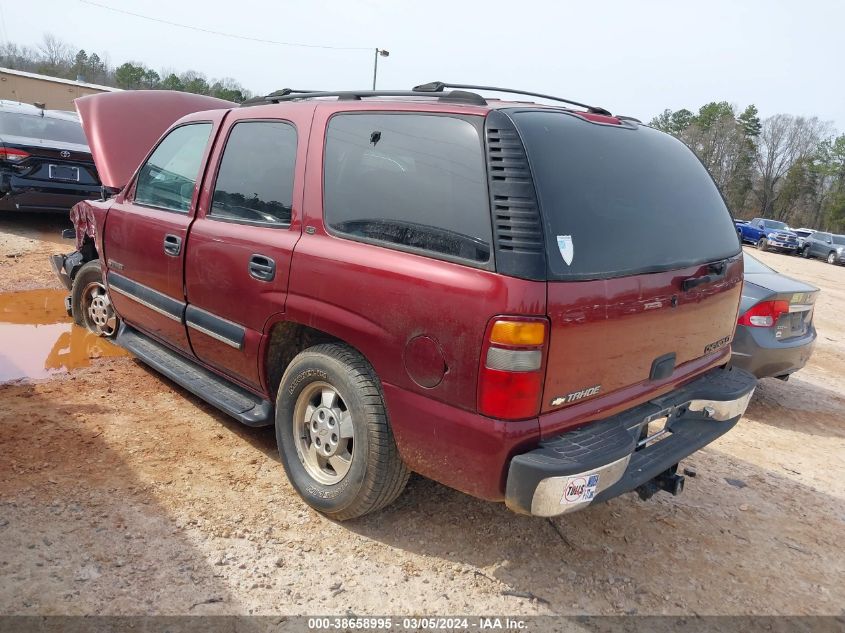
[735,217,844,265]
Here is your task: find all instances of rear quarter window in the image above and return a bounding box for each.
[323,113,492,264]
[509,110,741,280]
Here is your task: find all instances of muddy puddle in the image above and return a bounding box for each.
[0,288,128,382]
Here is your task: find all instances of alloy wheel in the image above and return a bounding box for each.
[83,282,117,337]
[292,381,354,485]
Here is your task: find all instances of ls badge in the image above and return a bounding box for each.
[557,235,574,265]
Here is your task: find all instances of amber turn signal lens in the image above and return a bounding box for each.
[489,320,546,346]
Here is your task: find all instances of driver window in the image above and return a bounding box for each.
[134,123,212,213]
[209,120,296,226]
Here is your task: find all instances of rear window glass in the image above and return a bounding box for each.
[510,110,741,280]
[324,113,491,263]
[0,112,87,145]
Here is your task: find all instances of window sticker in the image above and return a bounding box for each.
[557,235,574,265]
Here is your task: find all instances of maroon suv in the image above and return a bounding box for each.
[51,83,756,520]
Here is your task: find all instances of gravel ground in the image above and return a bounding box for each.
[0,215,843,616]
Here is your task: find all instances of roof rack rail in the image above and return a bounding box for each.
[412,81,611,116]
[242,89,488,106]
[240,88,323,107]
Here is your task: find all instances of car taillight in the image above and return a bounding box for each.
[478,317,548,420]
[737,300,790,327]
[0,147,29,162]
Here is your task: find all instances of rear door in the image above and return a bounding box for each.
[507,110,743,418]
[104,115,224,352]
[183,108,308,389]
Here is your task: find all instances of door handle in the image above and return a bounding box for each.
[163,234,182,256]
[248,254,276,281]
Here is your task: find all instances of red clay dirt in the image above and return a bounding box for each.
[0,215,842,616]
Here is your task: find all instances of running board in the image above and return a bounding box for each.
[116,324,273,427]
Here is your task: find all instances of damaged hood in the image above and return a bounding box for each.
[75,90,235,189]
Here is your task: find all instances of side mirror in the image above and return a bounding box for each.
[758,223,765,229]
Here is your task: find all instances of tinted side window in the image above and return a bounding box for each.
[135,123,212,213]
[324,113,491,263]
[210,121,296,225]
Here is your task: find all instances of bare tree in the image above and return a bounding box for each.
[754,114,831,218]
[37,33,73,73]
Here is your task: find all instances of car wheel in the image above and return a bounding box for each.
[802,247,811,259]
[756,238,768,251]
[828,252,837,265]
[275,343,410,520]
[71,260,119,338]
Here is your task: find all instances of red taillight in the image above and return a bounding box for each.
[0,147,30,162]
[737,300,789,327]
[477,317,548,420]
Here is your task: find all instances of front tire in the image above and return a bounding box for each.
[275,343,409,520]
[756,238,768,251]
[828,252,837,265]
[802,246,811,259]
[71,260,119,338]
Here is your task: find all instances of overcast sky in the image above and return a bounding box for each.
[2,0,843,130]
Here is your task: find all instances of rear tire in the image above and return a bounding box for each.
[756,238,768,251]
[71,260,119,338]
[275,343,409,520]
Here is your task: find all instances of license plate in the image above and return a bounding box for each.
[48,164,79,181]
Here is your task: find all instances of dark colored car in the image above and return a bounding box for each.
[731,254,818,380]
[51,85,756,520]
[736,218,799,252]
[0,100,100,213]
[801,231,845,264]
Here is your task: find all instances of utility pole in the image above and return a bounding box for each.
[373,48,389,90]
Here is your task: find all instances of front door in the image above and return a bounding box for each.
[183,111,307,389]
[104,117,223,352]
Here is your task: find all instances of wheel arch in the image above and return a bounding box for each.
[261,315,386,401]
